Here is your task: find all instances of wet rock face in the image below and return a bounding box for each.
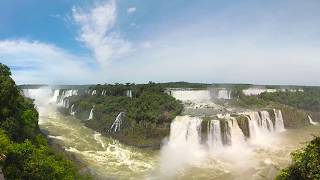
[280,107,309,128]
[236,116,250,138]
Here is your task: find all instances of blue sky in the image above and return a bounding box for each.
[1,0,320,85]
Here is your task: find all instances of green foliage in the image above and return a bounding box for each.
[260,89,320,112]
[0,63,40,142]
[3,140,82,180]
[0,63,90,179]
[276,136,320,180]
[233,87,320,112]
[0,130,11,165]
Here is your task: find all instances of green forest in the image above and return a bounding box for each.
[0,63,90,179]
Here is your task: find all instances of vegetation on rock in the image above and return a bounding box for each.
[276,136,320,180]
[0,63,90,179]
[62,82,183,148]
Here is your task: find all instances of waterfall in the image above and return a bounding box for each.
[245,112,261,139]
[50,89,60,103]
[308,115,318,125]
[207,120,222,149]
[160,116,204,176]
[70,104,75,116]
[241,109,285,144]
[165,110,286,152]
[168,116,202,147]
[62,98,70,108]
[260,111,274,132]
[229,118,246,145]
[92,90,97,95]
[242,88,277,96]
[57,89,78,106]
[126,90,132,98]
[87,107,94,120]
[274,109,285,131]
[170,90,212,103]
[110,112,125,132]
[217,89,232,99]
[101,90,106,96]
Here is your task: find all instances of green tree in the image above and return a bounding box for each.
[276,136,320,180]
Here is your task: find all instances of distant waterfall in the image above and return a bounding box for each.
[63,99,70,108]
[101,90,106,96]
[50,89,60,103]
[57,89,78,106]
[214,89,232,99]
[126,90,132,98]
[110,112,125,132]
[308,115,318,125]
[91,90,97,95]
[274,109,285,132]
[87,107,94,120]
[70,104,75,116]
[207,120,222,149]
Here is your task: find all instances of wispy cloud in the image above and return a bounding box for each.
[0,40,94,84]
[72,0,132,67]
[127,7,136,14]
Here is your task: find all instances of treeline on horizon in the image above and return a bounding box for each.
[0,63,91,179]
[232,85,320,112]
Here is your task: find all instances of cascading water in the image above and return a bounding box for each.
[126,90,133,98]
[170,90,212,103]
[274,109,285,132]
[50,89,60,103]
[160,116,205,176]
[215,89,232,99]
[260,111,274,132]
[87,107,94,120]
[63,98,70,108]
[70,104,75,116]
[207,120,223,149]
[308,115,318,125]
[110,112,125,132]
[57,89,78,106]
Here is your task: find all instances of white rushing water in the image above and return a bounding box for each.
[308,115,318,125]
[159,112,319,179]
[110,112,125,132]
[70,104,75,116]
[57,89,78,106]
[171,90,212,103]
[208,120,223,149]
[274,109,286,132]
[212,88,232,100]
[87,107,94,120]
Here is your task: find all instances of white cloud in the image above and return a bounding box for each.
[142,41,152,48]
[72,0,132,67]
[0,40,95,84]
[127,7,136,14]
